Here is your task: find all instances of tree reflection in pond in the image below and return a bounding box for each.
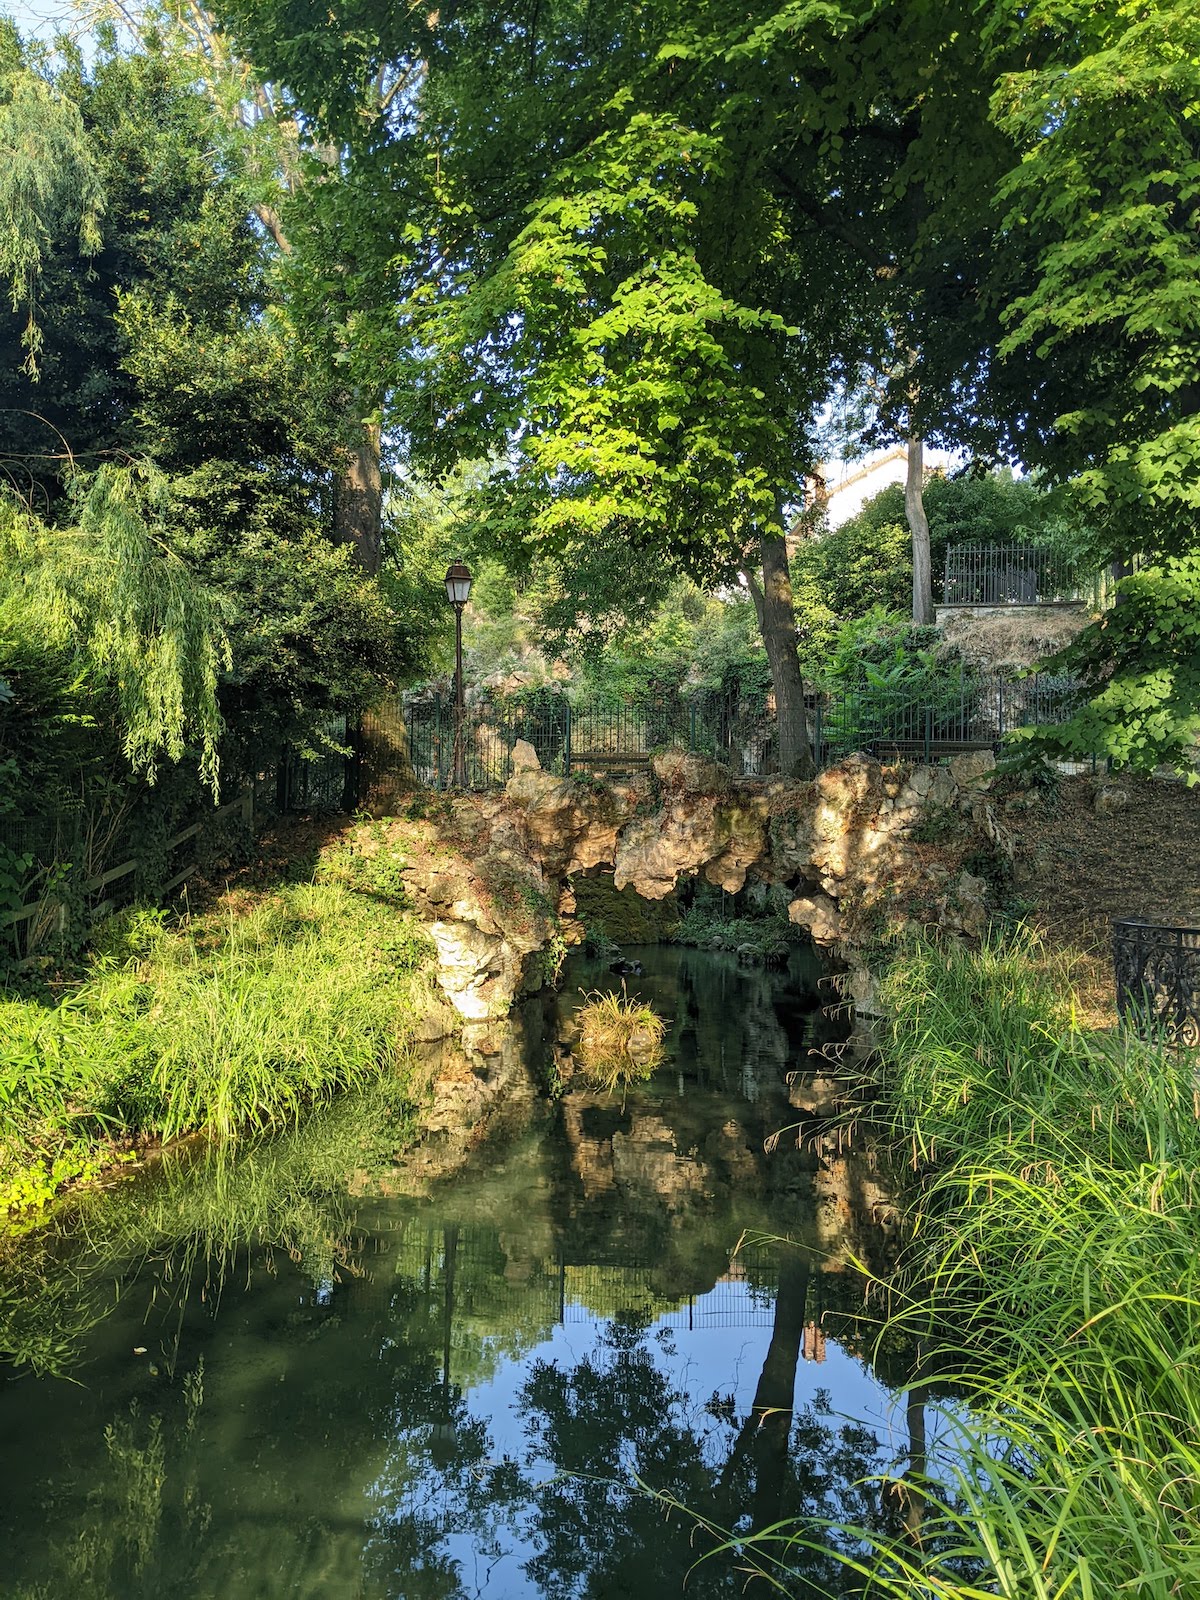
[510,1296,891,1598]
[0,945,913,1599]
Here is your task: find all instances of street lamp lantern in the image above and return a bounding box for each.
[443,560,472,787]
[444,560,472,608]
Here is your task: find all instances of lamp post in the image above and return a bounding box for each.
[443,560,472,788]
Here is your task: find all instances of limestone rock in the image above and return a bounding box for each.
[411,996,460,1044]
[926,766,956,810]
[948,869,990,939]
[510,738,542,772]
[948,749,996,789]
[612,795,767,898]
[426,919,505,1020]
[844,962,882,1017]
[503,766,628,878]
[1095,784,1131,814]
[651,750,733,795]
[787,1073,846,1117]
[787,891,844,946]
[373,743,1013,1031]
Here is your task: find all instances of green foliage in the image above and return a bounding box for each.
[816,608,977,756]
[0,628,101,808]
[315,822,410,903]
[573,585,771,711]
[793,517,911,668]
[991,1,1200,566]
[571,874,679,945]
[0,38,265,488]
[0,881,434,1215]
[0,27,441,850]
[0,43,103,376]
[908,805,965,846]
[974,3,1200,773]
[820,609,950,692]
[0,467,228,791]
[792,471,1086,671]
[672,907,796,965]
[1014,554,1200,778]
[735,930,1200,1597]
[214,0,1200,771]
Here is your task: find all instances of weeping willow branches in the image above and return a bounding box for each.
[0,62,105,377]
[0,464,230,792]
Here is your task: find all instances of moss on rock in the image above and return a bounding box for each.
[572,872,680,944]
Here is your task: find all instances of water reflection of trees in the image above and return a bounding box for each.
[509,1305,890,1598]
[4,1214,916,1599]
[0,946,922,1599]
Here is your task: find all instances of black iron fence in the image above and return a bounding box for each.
[1113,919,1200,1048]
[385,693,705,789]
[943,541,1084,606]
[815,673,1083,766]
[275,720,352,813]
[352,673,1084,796]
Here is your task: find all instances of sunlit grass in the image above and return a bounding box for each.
[733,929,1200,1598]
[576,988,667,1102]
[0,884,435,1216]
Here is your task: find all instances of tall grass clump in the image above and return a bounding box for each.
[576,988,667,1103]
[0,885,435,1216]
[738,930,1200,1598]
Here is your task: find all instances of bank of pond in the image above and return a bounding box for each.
[1,933,1197,1598]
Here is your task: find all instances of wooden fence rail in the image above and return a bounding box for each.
[2,789,254,934]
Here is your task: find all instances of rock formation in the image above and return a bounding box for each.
[350,749,1007,1021]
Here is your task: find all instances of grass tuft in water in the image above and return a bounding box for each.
[576,988,667,1101]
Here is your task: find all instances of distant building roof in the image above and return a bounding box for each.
[800,444,957,532]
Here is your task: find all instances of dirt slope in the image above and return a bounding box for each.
[1008,773,1200,1022]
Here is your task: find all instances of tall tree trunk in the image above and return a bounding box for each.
[744,531,815,780]
[1111,555,1134,607]
[906,435,933,625]
[250,203,387,583]
[333,417,384,576]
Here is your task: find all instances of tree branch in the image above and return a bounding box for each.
[770,164,897,278]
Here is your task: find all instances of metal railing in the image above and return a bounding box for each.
[1113,919,1200,1047]
[943,541,1084,605]
[352,673,1085,796]
[381,693,701,790]
[814,672,1082,766]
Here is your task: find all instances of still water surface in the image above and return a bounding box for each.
[0,946,922,1598]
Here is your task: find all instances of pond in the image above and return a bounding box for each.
[0,945,925,1599]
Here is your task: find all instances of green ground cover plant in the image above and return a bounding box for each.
[737,931,1200,1597]
[672,906,797,966]
[0,884,435,1219]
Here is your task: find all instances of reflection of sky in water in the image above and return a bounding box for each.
[369,1278,919,1599]
[0,946,919,1600]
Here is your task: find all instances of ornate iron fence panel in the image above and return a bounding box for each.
[566,698,689,773]
[943,541,1084,605]
[359,671,1090,796]
[1113,919,1200,1047]
[396,692,573,790]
